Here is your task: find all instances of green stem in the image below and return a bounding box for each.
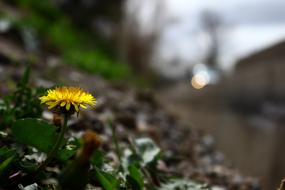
[37,114,69,171]
[109,120,122,165]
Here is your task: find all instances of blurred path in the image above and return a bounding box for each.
[156,81,285,189]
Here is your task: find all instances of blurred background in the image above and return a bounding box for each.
[0,0,285,189]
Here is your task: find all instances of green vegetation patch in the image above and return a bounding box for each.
[7,0,131,80]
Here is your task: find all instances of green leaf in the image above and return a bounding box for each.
[12,118,59,153]
[58,148,77,162]
[92,167,119,190]
[0,147,17,163]
[90,150,105,168]
[127,164,144,190]
[0,147,17,179]
[58,139,80,161]
[20,64,30,86]
[158,179,210,190]
[19,160,38,173]
[0,156,15,177]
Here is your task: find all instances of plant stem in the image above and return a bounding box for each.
[37,114,69,171]
[109,120,122,165]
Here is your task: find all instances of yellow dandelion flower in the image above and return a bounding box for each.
[39,86,96,113]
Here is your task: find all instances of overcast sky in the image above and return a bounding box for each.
[130,0,285,77]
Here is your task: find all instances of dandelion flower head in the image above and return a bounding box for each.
[39,86,96,113]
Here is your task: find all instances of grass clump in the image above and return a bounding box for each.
[5,0,131,80]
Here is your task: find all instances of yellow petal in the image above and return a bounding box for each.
[39,86,96,113]
[60,101,66,107]
[73,103,79,112]
[47,102,59,109]
[80,104,87,109]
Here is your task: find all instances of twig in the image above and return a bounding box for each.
[278,178,285,190]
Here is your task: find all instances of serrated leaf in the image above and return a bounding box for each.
[12,118,59,153]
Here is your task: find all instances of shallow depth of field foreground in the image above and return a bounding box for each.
[0,1,285,190]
